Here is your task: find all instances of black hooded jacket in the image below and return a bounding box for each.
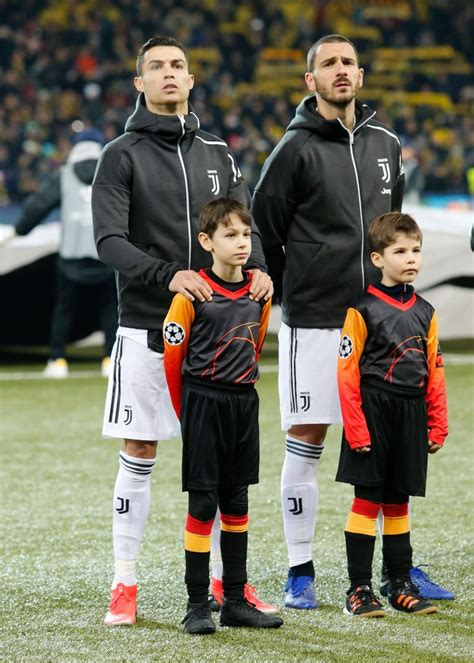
[252,96,405,328]
[92,94,265,331]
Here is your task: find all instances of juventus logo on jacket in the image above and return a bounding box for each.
[207,169,220,195]
[377,158,391,183]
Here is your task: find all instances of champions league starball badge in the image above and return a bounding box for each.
[164,322,186,345]
[339,335,353,359]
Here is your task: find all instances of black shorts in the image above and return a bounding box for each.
[336,381,429,497]
[181,380,260,491]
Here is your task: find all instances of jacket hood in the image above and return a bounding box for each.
[67,141,102,185]
[124,92,199,138]
[287,96,376,139]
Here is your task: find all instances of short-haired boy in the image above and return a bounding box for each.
[336,212,448,617]
[163,198,283,634]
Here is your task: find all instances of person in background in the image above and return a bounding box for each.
[6,128,117,378]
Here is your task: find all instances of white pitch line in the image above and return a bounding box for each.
[0,354,472,381]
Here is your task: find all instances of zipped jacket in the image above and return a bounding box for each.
[92,93,265,330]
[252,96,405,328]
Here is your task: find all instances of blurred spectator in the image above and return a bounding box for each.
[0,0,472,201]
[5,128,118,377]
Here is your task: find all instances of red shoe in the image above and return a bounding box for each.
[104,583,137,626]
[210,577,279,615]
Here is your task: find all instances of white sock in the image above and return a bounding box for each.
[112,450,156,588]
[281,436,324,568]
[210,509,223,580]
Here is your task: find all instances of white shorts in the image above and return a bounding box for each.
[278,323,342,430]
[102,328,180,441]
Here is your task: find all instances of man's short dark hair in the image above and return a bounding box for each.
[136,36,188,75]
[199,198,252,237]
[369,212,423,253]
[307,34,358,71]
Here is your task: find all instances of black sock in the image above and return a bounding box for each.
[290,560,315,578]
[185,550,210,605]
[221,529,247,601]
[345,531,375,591]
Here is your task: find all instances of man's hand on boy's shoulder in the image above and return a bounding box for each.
[428,441,443,454]
[355,446,371,454]
[248,269,273,301]
[169,270,213,302]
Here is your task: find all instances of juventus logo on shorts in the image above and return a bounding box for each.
[288,497,303,516]
[116,497,130,514]
[123,405,133,426]
[299,392,310,412]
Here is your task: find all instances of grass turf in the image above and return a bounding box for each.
[0,357,473,662]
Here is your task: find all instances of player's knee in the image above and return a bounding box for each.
[288,424,329,445]
[219,485,249,516]
[123,439,157,459]
[188,490,218,522]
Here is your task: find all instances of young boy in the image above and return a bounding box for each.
[163,198,283,634]
[336,212,448,618]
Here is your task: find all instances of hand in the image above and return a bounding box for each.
[169,270,213,302]
[0,225,16,246]
[355,446,371,453]
[248,269,273,301]
[428,441,442,454]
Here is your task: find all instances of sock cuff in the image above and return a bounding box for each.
[186,514,214,536]
[382,503,409,518]
[119,451,156,476]
[286,436,324,463]
[220,513,249,532]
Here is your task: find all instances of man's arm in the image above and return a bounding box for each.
[225,149,266,272]
[92,146,182,289]
[391,149,406,212]
[251,140,299,300]
[15,173,61,236]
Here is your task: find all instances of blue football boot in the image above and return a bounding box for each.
[284,570,317,609]
[410,565,454,600]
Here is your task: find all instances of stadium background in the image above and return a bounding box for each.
[0,0,473,350]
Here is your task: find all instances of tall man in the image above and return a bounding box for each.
[252,34,452,609]
[92,36,273,625]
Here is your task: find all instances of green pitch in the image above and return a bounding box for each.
[0,354,473,662]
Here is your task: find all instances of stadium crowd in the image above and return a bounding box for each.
[1,0,473,205]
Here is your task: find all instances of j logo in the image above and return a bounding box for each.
[377,158,391,183]
[299,392,310,412]
[288,497,303,515]
[123,405,132,426]
[207,169,220,195]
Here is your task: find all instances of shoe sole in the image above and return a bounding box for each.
[343,607,385,618]
[220,618,283,629]
[390,604,438,615]
[284,601,317,610]
[104,615,136,626]
[185,626,216,635]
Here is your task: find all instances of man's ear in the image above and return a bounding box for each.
[134,76,143,93]
[304,72,316,93]
[198,231,213,252]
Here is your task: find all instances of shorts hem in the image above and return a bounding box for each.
[102,430,179,441]
[281,416,342,430]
